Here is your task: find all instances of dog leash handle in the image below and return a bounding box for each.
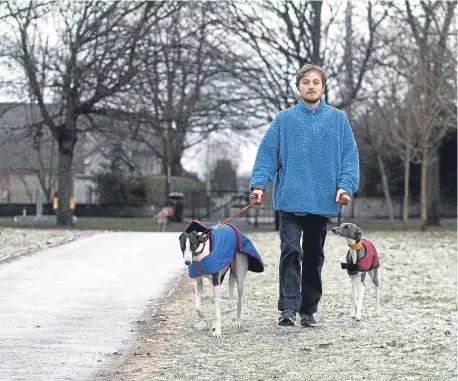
[337,191,350,226]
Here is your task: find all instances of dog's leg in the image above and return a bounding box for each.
[355,273,366,321]
[350,275,358,318]
[212,273,222,338]
[371,268,381,316]
[227,270,236,299]
[234,253,249,329]
[195,277,205,319]
[374,284,381,316]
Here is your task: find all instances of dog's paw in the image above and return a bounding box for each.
[195,308,205,319]
[234,320,243,329]
[212,328,222,338]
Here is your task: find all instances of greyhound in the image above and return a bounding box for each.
[332,222,381,321]
[179,221,264,338]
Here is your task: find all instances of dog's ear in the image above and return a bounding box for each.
[179,233,184,241]
[192,232,206,243]
[356,228,362,242]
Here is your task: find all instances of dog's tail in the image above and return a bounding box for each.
[228,270,236,298]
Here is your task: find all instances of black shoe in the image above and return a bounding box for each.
[300,314,317,327]
[278,309,296,326]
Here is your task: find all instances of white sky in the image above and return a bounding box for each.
[182,139,260,178]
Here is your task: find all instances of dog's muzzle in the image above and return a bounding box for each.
[184,260,191,266]
[332,227,339,234]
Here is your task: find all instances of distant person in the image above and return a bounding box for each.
[249,64,359,327]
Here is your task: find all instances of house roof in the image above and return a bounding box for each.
[0,103,86,173]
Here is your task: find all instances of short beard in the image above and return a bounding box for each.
[302,94,321,104]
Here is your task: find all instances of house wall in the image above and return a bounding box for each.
[0,171,55,203]
[74,175,97,204]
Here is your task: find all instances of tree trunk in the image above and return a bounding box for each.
[56,109,77,226]
[56,147,74,226]
[420,141,428,231]
[165,162,171,202]
[402,157,410,230]
[377,154,395,230]
[170,154,183,176]
[310,1,322,65]
[426,151,441,226]
[345,0,353,96]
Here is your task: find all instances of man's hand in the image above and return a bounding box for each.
[336,189,351,205]
[250,188,264,205]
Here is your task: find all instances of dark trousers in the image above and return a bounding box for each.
[278,211,328,315]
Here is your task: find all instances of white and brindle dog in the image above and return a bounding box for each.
[179,222,263,338]
[153,205,174,232]
[332,222,381,321]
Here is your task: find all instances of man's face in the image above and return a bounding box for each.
[298,70,325,104]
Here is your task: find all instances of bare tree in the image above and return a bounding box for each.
[358,106,397,228]
[226,0,388,117]
[363,66,421,229]
[405,63,456,230]
[401,0,456,227]
[388,93,420,229]
[122,2,263,198]
[2,1,179,225]
[0,102,58,202]
[359,1,456,228]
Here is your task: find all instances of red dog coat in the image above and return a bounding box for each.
[344,239,380,275]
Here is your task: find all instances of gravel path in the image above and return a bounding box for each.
[106,230,457,381]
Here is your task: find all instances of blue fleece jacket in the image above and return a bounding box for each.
[249,99,359,216]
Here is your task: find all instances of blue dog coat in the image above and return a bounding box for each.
[185,220,264,278]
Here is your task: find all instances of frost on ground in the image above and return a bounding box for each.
[0,227,94,263]
[103,230,457,381]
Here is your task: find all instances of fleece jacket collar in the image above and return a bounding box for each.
[297,98,327,115]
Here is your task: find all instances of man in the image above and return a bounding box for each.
[249,64,359,327]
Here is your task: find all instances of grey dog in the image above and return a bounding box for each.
[332,222,381,321]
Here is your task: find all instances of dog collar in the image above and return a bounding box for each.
[194,231,211,256]
[348,241,362,250]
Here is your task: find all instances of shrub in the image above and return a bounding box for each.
[94,171,148,206]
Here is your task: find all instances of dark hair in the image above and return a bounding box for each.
[296,64,327,88]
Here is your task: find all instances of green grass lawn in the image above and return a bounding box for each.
[75,217,157,231]
[0,216,456,232]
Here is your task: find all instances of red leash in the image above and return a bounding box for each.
[195,200,255,255]
[218,200,255,226]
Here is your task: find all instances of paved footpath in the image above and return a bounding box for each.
[0,232,184,381]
